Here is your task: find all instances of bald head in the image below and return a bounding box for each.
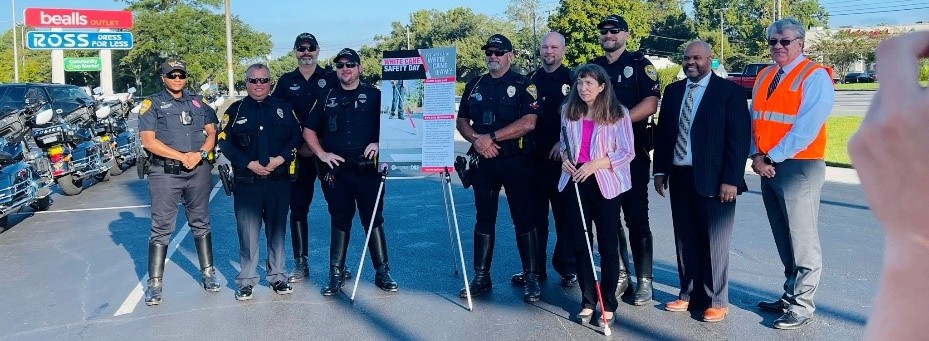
[540,31,566,70]
[683,40,713,82]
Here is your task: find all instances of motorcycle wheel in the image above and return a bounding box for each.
[95,169,111,182]
[57,176,84,196]
[109,157,124,176]
[31,196,52,211]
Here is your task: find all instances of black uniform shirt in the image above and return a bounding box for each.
[218,96,302,172]
[590,51,661,147]
[458,69,541,134]
[528,65,572,153]
[138,89,218,153]
[271,65,336,124]
[304,85,381,158]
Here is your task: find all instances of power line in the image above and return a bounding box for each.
[825,0,921,10]
[830,2,927,15]
[827,5,929,17]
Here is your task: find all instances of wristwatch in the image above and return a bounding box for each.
[489,131,498,142]
[200,150,209,160]
[763,155,776,165]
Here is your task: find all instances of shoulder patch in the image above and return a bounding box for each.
[139,99,152,115]
[525,84,538,100]
[644,65,657,81]
[219,113,230,130]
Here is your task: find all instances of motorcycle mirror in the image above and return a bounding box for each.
[95,105,112,119]
[93,87,104,95]
[128,87,137,94]
[213,96,225,107]
[35,108,54,125]
[130,104,142,114]
[200,83,211,91]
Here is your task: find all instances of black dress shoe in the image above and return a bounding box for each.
[511,270,547,284]
[758,299,789,313]
[773,311,812,330]
[560,274,578,287]
[235,285,254,301]
[375,267,399,292]
[271,281,293,295]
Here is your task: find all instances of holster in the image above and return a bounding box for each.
[218,164,234,196]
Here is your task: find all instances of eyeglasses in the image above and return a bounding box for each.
[246,77,271,84]
[165,73,187,80]
[334,62,358,69]
[599,28,624,35]
[295,45,317,52]
[484,50,509,57]
[768,37,801,47]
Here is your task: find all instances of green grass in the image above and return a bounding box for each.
[835,82,878,91]
[825,115,862,168]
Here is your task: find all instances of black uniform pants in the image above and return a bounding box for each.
[562,178,622,312]
[320,169,384,232]
[233,177,291,287]
[531,156,575,277]
[289,155,318,224]
[471,155,534,235]
[147,163,213,245]
[618,152,651,257]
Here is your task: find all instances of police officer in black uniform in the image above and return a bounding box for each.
[457,34,543,303]
[219,63,303,301]
[270,32,340,283]
[139,58,220,306]
[512,31,578,288]
[589,14,661,306]
[303,48,398,296]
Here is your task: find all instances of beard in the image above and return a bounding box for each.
[298,56,316,65]
[487,61,502,72]
[600,40,624,53]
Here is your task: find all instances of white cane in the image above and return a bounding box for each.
[350,164,389,303]
[444,168,473,311]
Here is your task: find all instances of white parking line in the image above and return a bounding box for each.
[15,205,152,215]
[113,181,223,317]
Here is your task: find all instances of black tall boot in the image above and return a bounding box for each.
[144,241,167,306]
[616,230,633,301]
[321,229,350,296]
[516,230,541,303]
[368,226,398,292]
[287,220,309,283]
[194,233,220,292]
[631,233,654,305]
[460,232,494,298]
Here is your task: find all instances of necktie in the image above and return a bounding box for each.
[767,69,784,99]
[674,83,700,163]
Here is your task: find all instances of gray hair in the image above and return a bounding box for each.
[766,18,805,39]
[244,63,270,79]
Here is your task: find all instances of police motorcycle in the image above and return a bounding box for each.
[0,93,56,227]
[92,87,140,176]
[30,94,114,195]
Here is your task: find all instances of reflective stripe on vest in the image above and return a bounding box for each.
[752,110,797,124]
[752,66,778,99]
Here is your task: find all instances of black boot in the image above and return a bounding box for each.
[288,220,309,283]
[460,232,494,298]
[631,233,654,305]
[368,226,398,292]
[145,241,167,306]
[616,230,632,301]
[322,229,350,296]
[516,230,541,303]
[194,233,220,292]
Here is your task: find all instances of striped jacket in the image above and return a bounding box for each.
[557,108,636,199]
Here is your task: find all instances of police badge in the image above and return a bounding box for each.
[277,108,284,118]
[624,66,634,79]
[318,79,326,88]
[507,85,516,98]
[358,93,367,103]
[562,84,570,96]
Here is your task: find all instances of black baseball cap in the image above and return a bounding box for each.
[161,58,186,75]
[294,32,318,48]
[333,48,360,64]
[597,15,629,31]
[481,34,513,51]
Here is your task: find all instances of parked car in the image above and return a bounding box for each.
[843,72,874,83]
[868,70,878,82]
[726,63,773,98]
[0,83,99,116]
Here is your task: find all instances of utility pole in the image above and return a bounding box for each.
[224,0,234,95]
[719,8,727,66]
[11,0,18,82]
[531,0,539,68]
[406,25,411,50]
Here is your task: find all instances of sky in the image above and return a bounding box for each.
[1,0,927,58]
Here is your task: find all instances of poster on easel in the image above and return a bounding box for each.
[378,47,456,175]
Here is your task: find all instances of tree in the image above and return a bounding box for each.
[639,12,697,61]
[0,26,52,83]
[807,29,891,77]
[548,0,651,65]
[506,0,549,72]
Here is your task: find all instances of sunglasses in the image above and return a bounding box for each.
[165,73,187,80]
[484,50,509,57]
[246,77,271,84]
[599,28,624,35]
[334,62,358,69]
[768,38,800,47]
[295,45,317,52]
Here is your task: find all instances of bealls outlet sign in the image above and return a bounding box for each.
[24,8,133,29]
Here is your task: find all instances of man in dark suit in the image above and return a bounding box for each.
[652,41,751,322]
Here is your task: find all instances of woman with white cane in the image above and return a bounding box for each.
[558,63,636,332]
